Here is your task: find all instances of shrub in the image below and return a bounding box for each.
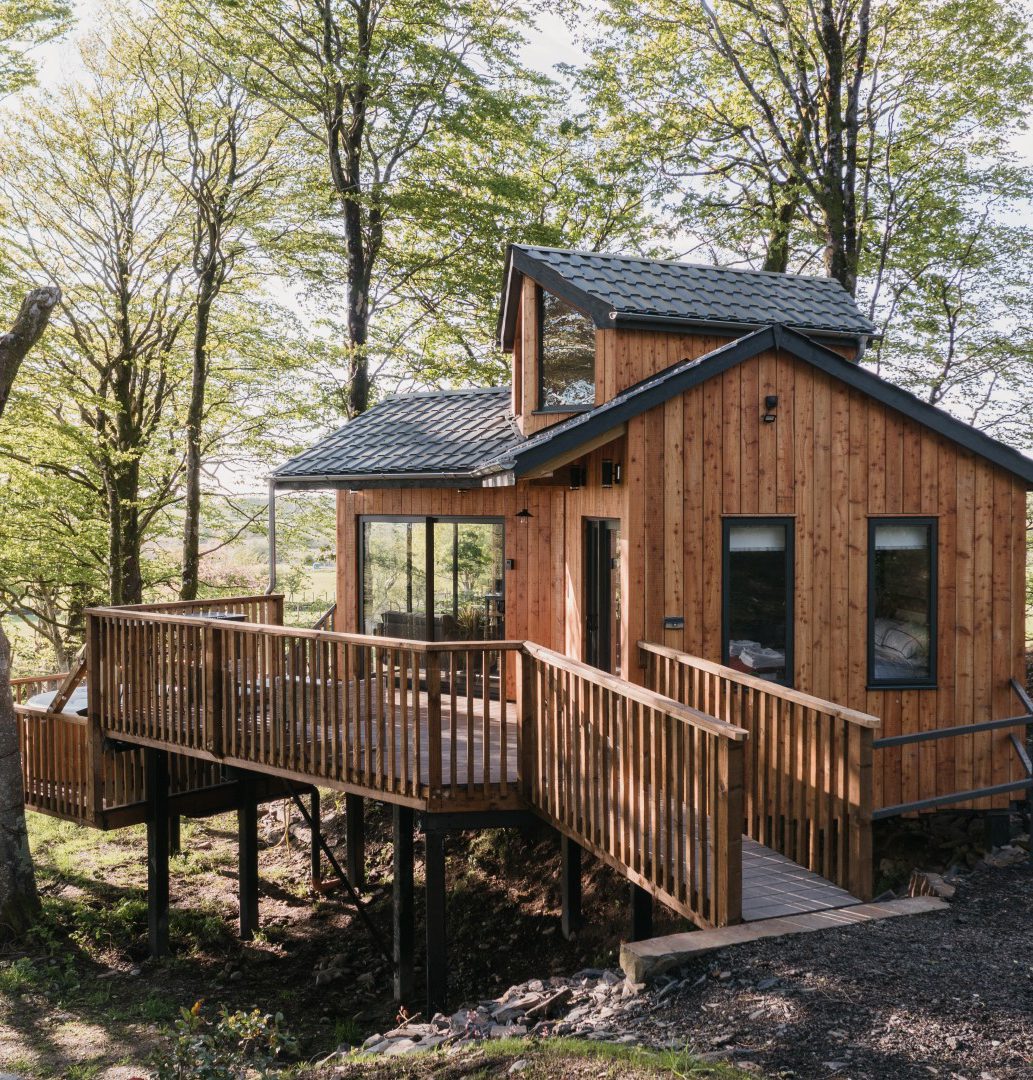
[152,1001,297,1080]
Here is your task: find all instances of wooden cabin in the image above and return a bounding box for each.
[15,245,1033,1015]
[273,245,1033,823]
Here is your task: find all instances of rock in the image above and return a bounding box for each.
[508,1061,529,1075]
[984,845,1027,868]
[382,1038,420,1057]
[756,977,780,991]
[228,969,244,983]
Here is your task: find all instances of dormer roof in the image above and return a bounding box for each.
[497,245,878,350]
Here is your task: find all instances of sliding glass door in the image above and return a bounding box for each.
[361,517,505,642]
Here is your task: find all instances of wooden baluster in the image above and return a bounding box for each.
[448,650,458,794]
[494,643,505,799]
[427,650,442,796]
[518,649,535,802]
[482,649,492,799]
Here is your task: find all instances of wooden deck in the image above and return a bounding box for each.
[16,597,878,931]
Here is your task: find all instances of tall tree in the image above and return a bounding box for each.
[0,70,193,606]
[0,287,61,939]
[172,0,554,414]
[131,26,290,599]
[582,0,1032,294]
[0,0,71,945]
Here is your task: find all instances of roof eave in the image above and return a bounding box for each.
[272,470,488,491]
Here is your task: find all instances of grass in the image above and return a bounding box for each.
[327,1037,753,1078]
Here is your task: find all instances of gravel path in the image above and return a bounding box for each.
[633,860,1033,1078]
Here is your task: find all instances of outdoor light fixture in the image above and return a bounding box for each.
[516,508,533,520]
[601,459,614,487]
[569,464,587,489]
[762,394,778,423]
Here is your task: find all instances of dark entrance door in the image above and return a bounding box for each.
[584,519,621,674]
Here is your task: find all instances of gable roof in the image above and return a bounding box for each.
[272,325,1033,490]
[498,245,878,350]
[272,386,522,489]
[476,324,1033,486]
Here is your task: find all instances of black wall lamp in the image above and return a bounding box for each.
[569,464,587,489]
[516,508,533,520]
[762,394,778,423]
[601,459,622,487]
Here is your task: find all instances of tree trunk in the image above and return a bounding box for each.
[0,285,60,941]
[0,627,39,939]
[180,280,216,601]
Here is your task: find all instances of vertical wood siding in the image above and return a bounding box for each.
[337,336,1026,813]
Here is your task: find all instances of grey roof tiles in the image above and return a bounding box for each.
[500,245,877,345]
[273,386,522,481]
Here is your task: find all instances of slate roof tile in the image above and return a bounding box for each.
[273,386,522,481]
[508,246,876,338]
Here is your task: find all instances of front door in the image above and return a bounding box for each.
[584,519,621,674]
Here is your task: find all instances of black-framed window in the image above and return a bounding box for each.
[359,516,505,642]
[537,285,595,410]
[868,518,937,688]
[722,518,794,685]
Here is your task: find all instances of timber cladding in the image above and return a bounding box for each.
[337,338,1027,814]
[622,342,1028,813]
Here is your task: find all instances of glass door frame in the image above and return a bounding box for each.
[357,514,506,642]
[583,517,621,675]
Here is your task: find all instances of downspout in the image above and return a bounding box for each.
[266,477,277,594]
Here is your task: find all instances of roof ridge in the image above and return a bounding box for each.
[513,244,841,284]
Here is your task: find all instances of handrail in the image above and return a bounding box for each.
[638,640,880,729]
[86,606,522,654]
[524,641,748,741]
[872,678,1033,819]
[639,638,874,901]
[111,593,283,612]
[14,703,88,726]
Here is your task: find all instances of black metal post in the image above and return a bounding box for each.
[424,829,447,1016]
[629,883,653,942]
[169,814,181,857]
[346,793,365,889]
[560,835,582,940]
[237,775,259,940]
[310,788,321,889]
[145,748,170,958]
[393,806,415,1002]
[984,809,1012,850]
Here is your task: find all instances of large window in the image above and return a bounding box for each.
[868,519,936,687]
[538,286,595,409]
[723,519,793,685]
[361,518,505,641]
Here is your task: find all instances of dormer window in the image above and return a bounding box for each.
[538,286,595,409]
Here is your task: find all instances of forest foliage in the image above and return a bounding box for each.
[0,0,1030,672]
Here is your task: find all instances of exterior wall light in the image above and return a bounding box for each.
[569,464,587,489]
[762,394,778,423]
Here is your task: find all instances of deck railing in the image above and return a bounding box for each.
[522,642,748,927]
[88,607,522,810]
[10,588,280,827]
[13,674,91,824]
[640,641,878,900]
